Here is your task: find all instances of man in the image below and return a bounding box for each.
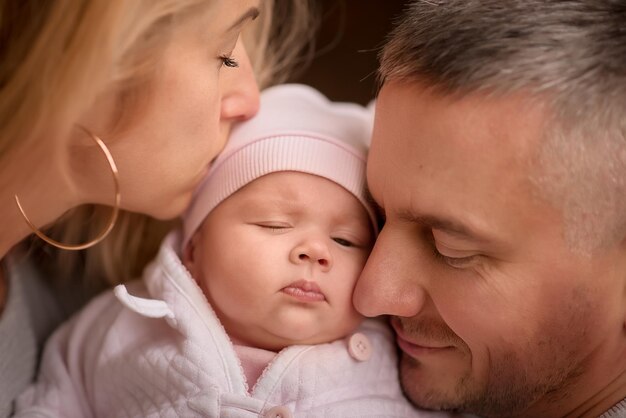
[353,1,626,417]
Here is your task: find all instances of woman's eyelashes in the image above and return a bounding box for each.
[219,54,239,68]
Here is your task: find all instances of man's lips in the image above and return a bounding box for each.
[391,318,454,357]
[281,279,326,302]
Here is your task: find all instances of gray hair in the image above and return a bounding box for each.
[380,0,626,253]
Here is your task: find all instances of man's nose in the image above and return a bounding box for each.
[353,226,427,317]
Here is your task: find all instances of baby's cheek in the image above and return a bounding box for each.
[343,302,366,335]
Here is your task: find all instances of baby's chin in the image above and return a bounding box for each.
[252,318,365,351]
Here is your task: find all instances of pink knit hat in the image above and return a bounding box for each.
[182,83,377,249]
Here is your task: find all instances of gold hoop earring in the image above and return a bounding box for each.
[14,126,121,251]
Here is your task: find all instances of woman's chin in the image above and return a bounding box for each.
[139,192,194,220]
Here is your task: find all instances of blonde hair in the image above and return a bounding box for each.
[1,0,316,289]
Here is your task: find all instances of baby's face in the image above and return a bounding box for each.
[184,171,373,351]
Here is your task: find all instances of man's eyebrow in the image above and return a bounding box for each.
[399,211,489,242]
[228,7,260,31]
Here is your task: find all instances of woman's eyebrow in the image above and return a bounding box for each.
[227,7,260,31]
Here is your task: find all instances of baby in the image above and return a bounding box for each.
[16,85,451,418]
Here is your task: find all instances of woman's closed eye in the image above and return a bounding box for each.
[219,54,239,68]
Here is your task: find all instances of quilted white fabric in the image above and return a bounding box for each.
[16,232,452,418]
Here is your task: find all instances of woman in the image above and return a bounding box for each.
[0,1,312,415]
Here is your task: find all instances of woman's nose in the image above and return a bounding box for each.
[289,238,333,272]
[220,38,260,122]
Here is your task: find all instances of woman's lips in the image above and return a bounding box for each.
[282,279,326,302]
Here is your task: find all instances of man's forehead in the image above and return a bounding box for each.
[368,80,554,243]
[373,81,546,168]
[379,80,544,124]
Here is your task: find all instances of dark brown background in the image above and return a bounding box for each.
[289,1,407,105]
